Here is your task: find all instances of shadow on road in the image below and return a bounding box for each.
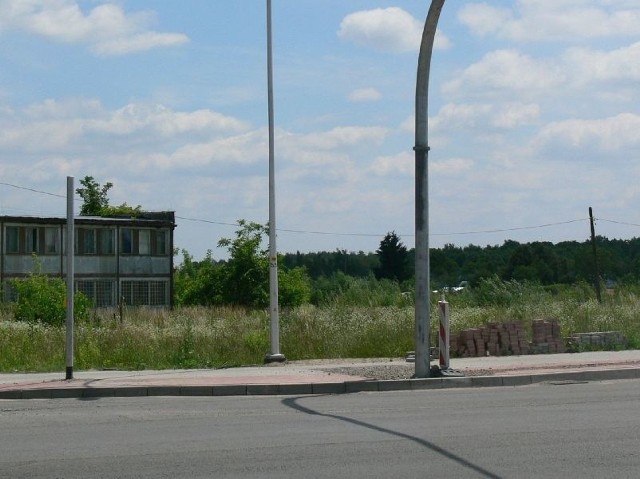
[281,396,502,479]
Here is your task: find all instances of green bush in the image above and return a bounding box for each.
[10,274,91,325]
[278,266,312,308]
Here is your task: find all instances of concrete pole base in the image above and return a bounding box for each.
[264,353,287,364]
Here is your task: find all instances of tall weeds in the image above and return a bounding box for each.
[0,281,638,372]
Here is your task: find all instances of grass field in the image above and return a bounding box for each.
[1,280,639,372]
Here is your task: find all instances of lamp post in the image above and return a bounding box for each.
[265,0,285,363]
[65,176,75,380]
[414,0,445,378]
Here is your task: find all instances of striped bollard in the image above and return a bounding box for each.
[438,298,450,370]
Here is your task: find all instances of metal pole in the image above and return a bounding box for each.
[414,0,445,378]
[265,0,285,363]
[589,207,602,303]
[438,297,450,370]
[65,176,75,380]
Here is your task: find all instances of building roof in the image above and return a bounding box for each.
[0,212,176,228]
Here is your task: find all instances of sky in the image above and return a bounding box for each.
[1,0,639,261]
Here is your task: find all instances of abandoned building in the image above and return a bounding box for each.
[0,212,176,308]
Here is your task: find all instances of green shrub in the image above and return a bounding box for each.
[10,274,91,325]
[278,266,312,307]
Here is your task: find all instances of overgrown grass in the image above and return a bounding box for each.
[1,281,639,372]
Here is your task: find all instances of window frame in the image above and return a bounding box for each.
[5,226,20,254]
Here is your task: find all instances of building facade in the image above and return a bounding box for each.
[0,212,176,308]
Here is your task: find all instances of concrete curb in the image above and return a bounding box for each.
[1,367,639,400]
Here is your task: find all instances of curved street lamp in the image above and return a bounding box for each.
[414,0,445,378]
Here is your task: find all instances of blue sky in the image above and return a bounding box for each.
[1,0,639,260]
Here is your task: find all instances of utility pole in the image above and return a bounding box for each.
[65,176,75,380]
[414,0,445,378]
[265,0,285,363]
[589,207,602,303]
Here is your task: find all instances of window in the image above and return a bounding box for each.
[139,230,150,255]
[3,281,19,302]
[44,227,59,254]
[25,227,38,254]
[121,280,169,307]
[99,229,114,255]
[76,228,96,255]
[76,280,115,307]
[121,228,133,254]
[149,281,168,305]
[155,230,168,256]
[5,225,66,255]
[5,226,19,254]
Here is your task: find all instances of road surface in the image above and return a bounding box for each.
[1,379,639,478]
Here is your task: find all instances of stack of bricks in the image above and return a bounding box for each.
[569,331,627,349]
[531,319,566,354]
[457,329,484,357]
[500,321,530,355]
[451,320,529,357]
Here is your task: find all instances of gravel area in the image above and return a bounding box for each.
[287,357,493,380]
[320,364,416,381]
[318,364,495,380]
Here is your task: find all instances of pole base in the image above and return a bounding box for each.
[264,353,287,364]
[65,366,74,380]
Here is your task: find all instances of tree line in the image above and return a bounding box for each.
[283,235,640,288]
[175,226,640,308]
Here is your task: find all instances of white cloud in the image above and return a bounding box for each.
[294,126,389,150]
[338,7,450,53]
[370,151,413,176]
[564,41,640,84]
[0,0,188,55]
[93,31,189,56]
[0,99,250,154]
[458,1,640,42]
[432,103,493,130]
[431,157,475,175]
[348,88,382,102]
[536,113,640,151]
[492,102,541,128]
[456,3,513,36]
[370,151,474,177]
[443,49,565,97]
[163,130,264,170]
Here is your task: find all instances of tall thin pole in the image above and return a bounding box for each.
[65,176,75,380]
[414,0,445,378]
[265,0,285,363]
[589,207,602,303]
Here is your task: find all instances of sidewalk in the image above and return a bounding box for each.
[1,350,639,400]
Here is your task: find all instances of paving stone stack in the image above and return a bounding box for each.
[569,331,627,350]
[451,320,529,357]
[530,319,566,354]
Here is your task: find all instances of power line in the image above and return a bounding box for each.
[3,181,638,238]
[0,181,66,199]
[431,218,588,237]
[176,216,383,237]
[598,218,640,228]
[175,216,240,228]
[177,215,591,239]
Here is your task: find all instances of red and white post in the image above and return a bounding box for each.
[438,298,450,370]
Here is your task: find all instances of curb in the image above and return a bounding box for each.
[1,367,639,400]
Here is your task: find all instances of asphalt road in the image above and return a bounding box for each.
[1,379,639,478]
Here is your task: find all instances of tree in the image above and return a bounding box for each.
[76,176,141,216]
[375,231,409,282]
[173,249,224,306]
[216,220,313,308]
[218,220,270,307]
[76,176,112,215]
